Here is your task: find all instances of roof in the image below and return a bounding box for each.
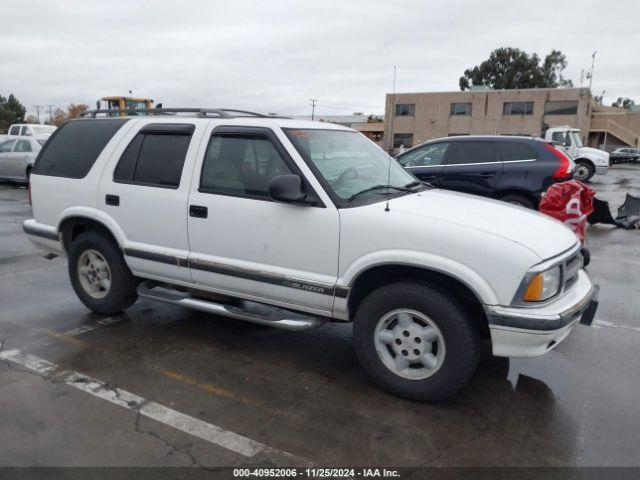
[74,113,355,131]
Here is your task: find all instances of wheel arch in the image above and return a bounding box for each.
[495,188,539,206]
[574,157,595,167]
[344,263,490,338]
[58,215,122,253]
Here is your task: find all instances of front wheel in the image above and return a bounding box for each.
[353,281,481,402]
[573,161,595,182]
[68,231,139,314]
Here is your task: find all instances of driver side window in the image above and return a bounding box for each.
[398,143,450,167]
[200,134,293,200]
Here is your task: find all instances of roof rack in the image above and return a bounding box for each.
[79,108,290,119]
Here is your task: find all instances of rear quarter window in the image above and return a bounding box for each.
[497,142,538,162]
[33,119,128,178]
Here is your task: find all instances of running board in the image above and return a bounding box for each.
[137,281,327,331]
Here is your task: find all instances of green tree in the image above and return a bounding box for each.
[459,48,574,90]
[612,97,635,109]
[0,94,27,131]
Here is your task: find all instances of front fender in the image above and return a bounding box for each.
[337,249,500,305]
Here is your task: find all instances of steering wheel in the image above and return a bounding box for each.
[335,167,359,185]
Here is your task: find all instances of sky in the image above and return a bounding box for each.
[2,0,638,121]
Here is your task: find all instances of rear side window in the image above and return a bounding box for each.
[33,119,128,178]
[446,141,496,165]
[113,123,194,189]
[497,142,538,162]
[15,140,32,152]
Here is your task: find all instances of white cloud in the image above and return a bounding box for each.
[1,0,638,120]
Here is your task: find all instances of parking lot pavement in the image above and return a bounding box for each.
[0,168,639,468]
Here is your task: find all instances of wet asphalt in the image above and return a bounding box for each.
[0,166,639,468]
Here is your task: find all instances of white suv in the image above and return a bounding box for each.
[24,109,598,401]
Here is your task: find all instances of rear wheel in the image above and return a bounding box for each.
[68,231,139,314]
[500,194,535,209]
[573,161,595,182]
[353,281,481,402]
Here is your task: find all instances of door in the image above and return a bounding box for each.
[187,125,340,314]
[0,140,17,177]
[9,139,33,179]
[100,122,202,283]
[396,142,450,183]
[438,141,503,197]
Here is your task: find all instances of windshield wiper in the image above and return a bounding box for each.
[348,184,413,202]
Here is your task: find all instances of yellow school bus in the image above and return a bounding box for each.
[99,96,154,115]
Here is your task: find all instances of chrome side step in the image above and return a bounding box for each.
[137,281,327,331]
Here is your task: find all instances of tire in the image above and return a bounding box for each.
[68,231,139,314]
[499,194,535,209]
[353,281,481,402]
[573,161,595,182]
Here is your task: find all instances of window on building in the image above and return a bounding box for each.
[497,142,538,161]
[394,104,415,116]
[544,101,579,115]
[450,103,472,116]
[200,134,293,199]
[446,141,497,165]
[393,133,414,149]
[503,101,534,115]
[34,119,129,179]
[114,124,194,188]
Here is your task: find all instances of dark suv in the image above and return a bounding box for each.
[396,136,572,209]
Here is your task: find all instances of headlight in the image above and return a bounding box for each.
[523,266,561,302]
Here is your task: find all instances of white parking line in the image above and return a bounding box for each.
[62,316,123,337]
[0,349,295,460]
[592,319,640,333]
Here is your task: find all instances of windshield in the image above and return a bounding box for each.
[284,129,417,203]
[32,126,55,135]
[570,131,583,148]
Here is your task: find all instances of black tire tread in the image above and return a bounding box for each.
[353,281,481,402]
[68,231,138,314]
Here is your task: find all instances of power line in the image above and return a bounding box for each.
[47,105,55,124]
[309,98,317,120]
[33,105,43,123]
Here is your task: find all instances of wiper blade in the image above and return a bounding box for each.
[348,184,412,201]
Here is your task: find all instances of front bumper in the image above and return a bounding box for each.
[484,270,598,357]
[595,164,609,175]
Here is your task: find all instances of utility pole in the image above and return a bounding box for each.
[588,51,597,91]
[33,105,43,123]
[309,99,317,121]
[47,105,55,124]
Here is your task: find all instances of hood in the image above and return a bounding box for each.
[386,189,578,260]
[579,146,609,160]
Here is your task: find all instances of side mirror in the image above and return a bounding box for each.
[269,174,306,204]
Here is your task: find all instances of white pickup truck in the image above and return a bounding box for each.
[23,109,598,401]
[0,123,56,143]
[543,126,609,182]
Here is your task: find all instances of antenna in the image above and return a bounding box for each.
[385,66,397,212]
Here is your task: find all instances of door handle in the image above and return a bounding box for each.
[105,194,120,206]
[480,172,495,178]
[420,174,437,180]
[189,205,208,218]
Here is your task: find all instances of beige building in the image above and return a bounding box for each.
[384,87,640,153]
